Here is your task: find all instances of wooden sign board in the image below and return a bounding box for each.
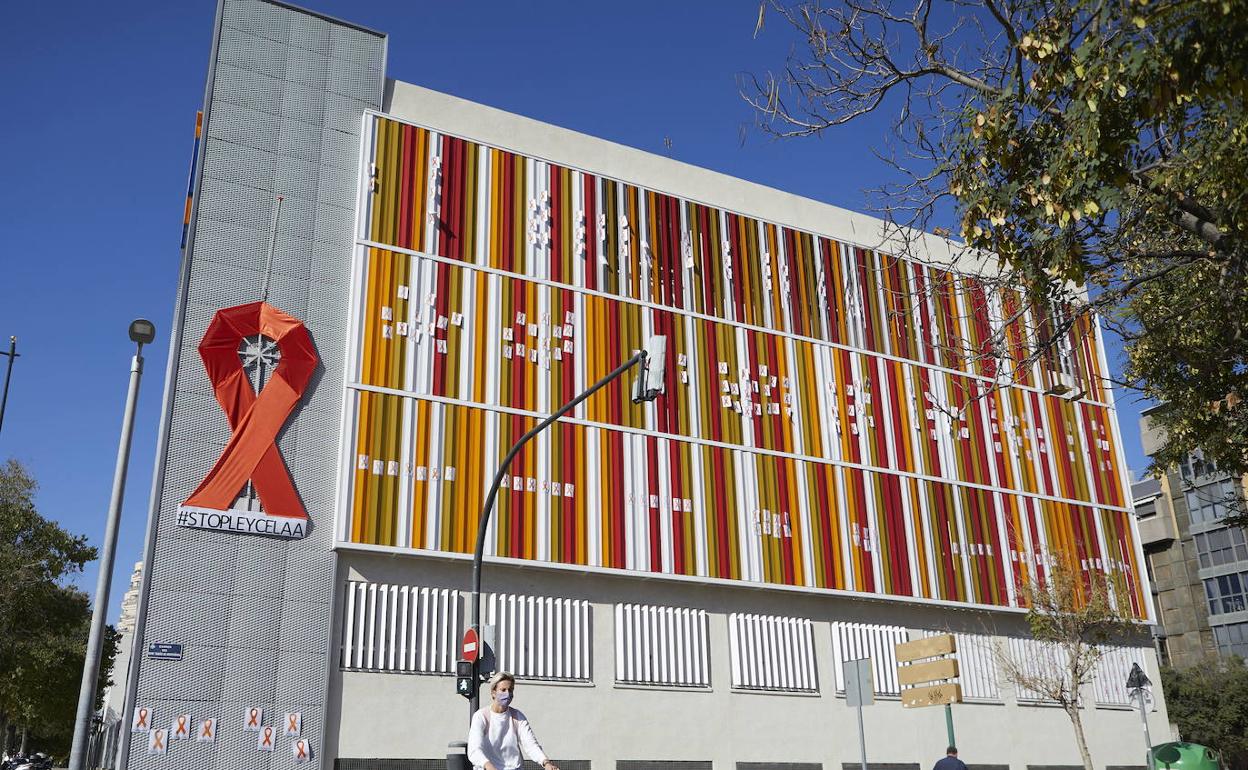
[895,634,956,663]
[898,657,960,687]
[902,682,963,708]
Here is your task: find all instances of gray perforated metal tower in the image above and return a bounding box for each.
[118,2,385,768]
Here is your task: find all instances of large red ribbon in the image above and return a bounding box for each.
[183,302,317,519]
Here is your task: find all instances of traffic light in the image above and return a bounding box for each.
[456,659,477,699]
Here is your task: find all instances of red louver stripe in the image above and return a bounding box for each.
[548,165,561,282]
[814,464,835,586]
[776,459,796,584]
[583,174,597,291]
[397,125,413,250]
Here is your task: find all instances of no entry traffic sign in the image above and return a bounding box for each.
[462,627,479,662]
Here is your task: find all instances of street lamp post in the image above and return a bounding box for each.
[464,336,667,718]
[0,335,20,435]
[1126,662,1154,770]
[68,319,156,770]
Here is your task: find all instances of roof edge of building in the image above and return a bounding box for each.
[384,79,997,273]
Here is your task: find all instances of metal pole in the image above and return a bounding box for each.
[0,336,19,435]
[856,700,867,770]
[468,350,647,719]
[1137,690,1154,769]
[68,347,145,770]
[945,703,956,749]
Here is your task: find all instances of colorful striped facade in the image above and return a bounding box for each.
[340,114,1145,617]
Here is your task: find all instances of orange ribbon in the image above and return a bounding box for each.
[288,714,299,733]
[152,731,165,750]
[136,709,149,729]
[200,720,214,739]
[295,741,308,760]
[183,302,317,517]
[261,727,274,747]
[248,708,261,728]
[175,716,188,737]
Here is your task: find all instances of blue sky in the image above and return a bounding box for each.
[0,0,1154,622]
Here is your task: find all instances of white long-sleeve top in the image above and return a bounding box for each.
[467,706,549,770]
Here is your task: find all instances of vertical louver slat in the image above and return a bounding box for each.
[365,583,378,670]
[354,583,366,669]
[342,583,357,668]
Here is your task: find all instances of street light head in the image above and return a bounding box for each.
[129,319,156,346]
[632,335,668,404]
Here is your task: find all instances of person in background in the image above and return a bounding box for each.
[934,746,968,770]
[468,672,560,770]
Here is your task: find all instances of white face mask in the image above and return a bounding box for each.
[495,690,513,707]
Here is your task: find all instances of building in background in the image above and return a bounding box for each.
[1137,407,1248,665]
[118,2,1165,770]
[92,562,143,769]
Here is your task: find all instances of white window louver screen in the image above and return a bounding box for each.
[1004,637,1064,703]
[480,592,592,681]
[728,614,818,692]
[341,582,461,673]
[1092,646,1138,707]
[341,583,593,682]
[829,622,909,695]
[615,603,710,687]
[921,631,1001,701]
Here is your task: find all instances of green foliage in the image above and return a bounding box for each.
[750,0,1248,477]
[0,459,112,759]
[1162,658,1248,770]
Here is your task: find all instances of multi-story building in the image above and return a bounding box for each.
[1137,408,1248,665]
[118,2,1166,770]
[93,562,144,769]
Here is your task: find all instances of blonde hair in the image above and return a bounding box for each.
[488,671,515,691]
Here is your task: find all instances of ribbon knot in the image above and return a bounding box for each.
[184,302,318,519]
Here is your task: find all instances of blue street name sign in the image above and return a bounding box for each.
[148,643,183,661]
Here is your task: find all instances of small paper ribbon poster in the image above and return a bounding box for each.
[171,714,191,740]
[244,706,263,731]
[292,738,313,763]
[132,706,152,732]
[256,724,276,752]
[148,728,167,755]
[284,712,302,737]
[197,718,216,743]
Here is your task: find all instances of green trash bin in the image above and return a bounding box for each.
[1150,742,1222,770]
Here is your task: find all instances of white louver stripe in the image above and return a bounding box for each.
[480,592,592,681]
[1092,646,1137,706]
[341,582,460,673]
[614,603,710,687]
[1003,637,1064,702]
[921,631,1001,701]
[829,622,909,695]
[728,614,818,691]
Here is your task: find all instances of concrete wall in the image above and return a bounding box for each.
[122,2,384,768]
[328,551,1167,770]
